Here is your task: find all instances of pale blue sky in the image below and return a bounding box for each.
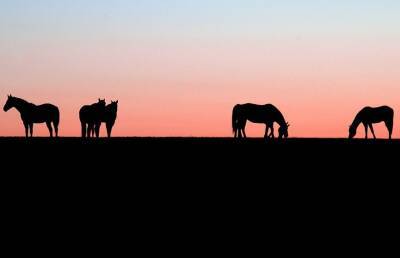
[1,0,400,40]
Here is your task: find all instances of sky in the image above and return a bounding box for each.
[1,0,400,137]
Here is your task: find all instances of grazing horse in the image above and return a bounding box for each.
[349,106,394,139]
[3,95,59,137]
[92,100,118,138]
[79,99,106,138]
[232,103,290,139]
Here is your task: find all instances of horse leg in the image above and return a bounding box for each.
[23,122,29,138]
[385,121,393,140]
[270,126,275,139]
[95,123,100,138]
[241,120,247,139]
[87,123,93,138]
[97,123,101,138]
[29,123,33,137]
[46,121,53,138]
[53,121,59,137]
[363,123,368,139]
[90,124,95,138]
[81,122,86,138]
[264,126,269,139]
[238,127,243,139]
[106,122,113,138]
[369,124,376,139]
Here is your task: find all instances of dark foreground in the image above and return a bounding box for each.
[1,137,398,245]
[1,136,398,170]
[2,136,397,193]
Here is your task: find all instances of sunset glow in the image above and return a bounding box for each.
[1,0,400,138]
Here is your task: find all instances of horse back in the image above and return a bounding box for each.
[80,104,105,123]
[26,103,59,123]
[37,103,59,112]
[360,106,393,123]
[79,105,92,122]
[239,103,284,123]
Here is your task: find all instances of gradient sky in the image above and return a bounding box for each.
[1,0,400,137]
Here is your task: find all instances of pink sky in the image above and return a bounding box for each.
[1,1,400,138]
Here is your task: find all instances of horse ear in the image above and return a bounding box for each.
[116,100,118,104]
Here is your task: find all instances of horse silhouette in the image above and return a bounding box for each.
[232,103,290,139]
[79,99,106,138]
[91,100,118,138]
[3,95,59,137]
[349,106,394,139]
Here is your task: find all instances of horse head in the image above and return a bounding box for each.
[97,98,106,109]
[110,100,118,110]
[348,125,357,139]
[3,94,14,112]
[106,100,118,113]
[278,122,290,139]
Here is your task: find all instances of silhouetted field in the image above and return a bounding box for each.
[2,137,397,232]
[3,136,397,190]
[1,137,398,169]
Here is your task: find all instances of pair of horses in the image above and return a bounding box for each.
[232,103,394,140]
[3,95,118,138]
[79,99,118,138]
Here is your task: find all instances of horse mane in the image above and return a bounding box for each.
[12,96,36,107]
[270,105,287,127]
[351,110,364,128]
[90,102,101,108]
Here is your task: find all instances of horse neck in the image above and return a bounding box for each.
[105,107,117,120]
[351,115,362,129]
[12,98,32,114]
[275,114,286,128]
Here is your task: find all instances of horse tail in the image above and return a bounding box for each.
[388,107,394,131]
[232,104,240,133]
[53,106,60,137]
[54,107,60,126]
[79,107,84,123]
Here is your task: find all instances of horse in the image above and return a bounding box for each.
[3,95,59,138]
[91,100,118,138]
[79,99,106,138]
[349,106,394,139]
[232,103,290,139]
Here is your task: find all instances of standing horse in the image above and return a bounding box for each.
[349,106,394,139]
[79,99,106,138]
[3,95,59,137]
[92,100,118,138]
[232,103,290,139]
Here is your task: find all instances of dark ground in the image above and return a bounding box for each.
[1,136,398,168]
[3,136,397,206]
[1,137,398,247]
[1,136,398,181]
